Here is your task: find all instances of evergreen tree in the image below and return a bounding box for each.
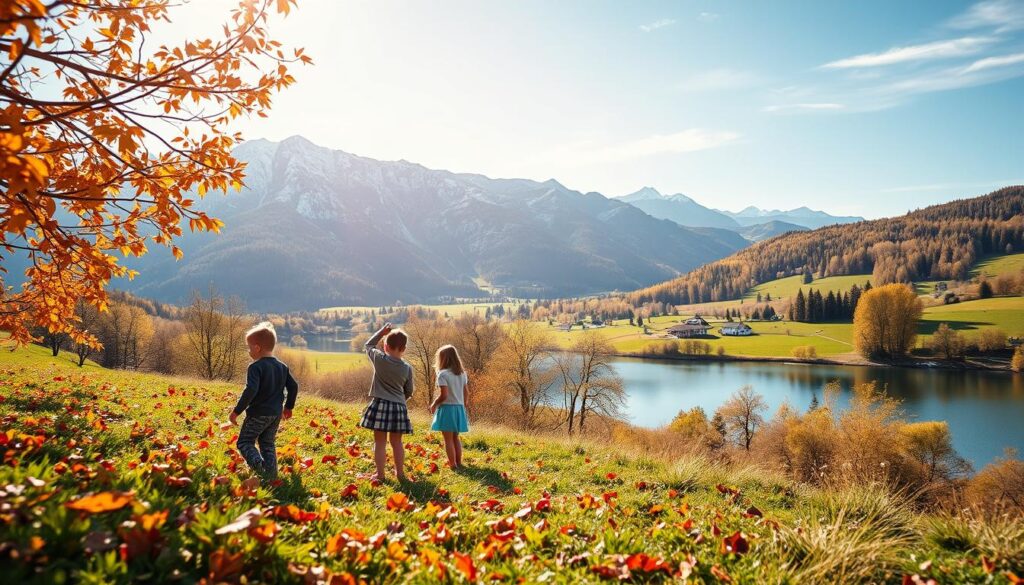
[751,307,761,320]
[979,280,994,299]
[766,292,772,302]
[825,290,837,321]
[803,271,813,285]
[756,293,762,303]
[637,316,644,328]
[794,289,807,322]
[809,393,820,412]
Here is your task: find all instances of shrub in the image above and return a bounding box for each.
[965,450,1024,515]
[975,329,1006,353]
[1013,346,1024,372]
[791,345,817,359]
[930,323,966,360]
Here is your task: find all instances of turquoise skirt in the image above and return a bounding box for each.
[431,404,469,433]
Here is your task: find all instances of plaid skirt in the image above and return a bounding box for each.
[359,397,413,434]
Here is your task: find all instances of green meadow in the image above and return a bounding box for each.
[1,343,1017,583]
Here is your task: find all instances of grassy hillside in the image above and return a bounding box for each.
[972,252,1024,279]
[744,274,870,303]
[2,344,1018,583]
[919,297,1024,336]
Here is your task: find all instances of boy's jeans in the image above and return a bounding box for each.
[236,414,281,478]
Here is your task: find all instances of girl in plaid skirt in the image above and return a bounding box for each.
[359,323,415,482]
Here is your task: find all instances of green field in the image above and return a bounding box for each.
[293,349,366,373]
[920,296,1024,337]
[972,252,1024,279]
[545,316,856,357]
[744,273,872,302]
[0,343,1012,583]
[547,295,1024,359]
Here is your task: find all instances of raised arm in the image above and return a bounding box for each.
[365,323,393,361]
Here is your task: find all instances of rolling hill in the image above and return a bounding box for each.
[123,136,748,311]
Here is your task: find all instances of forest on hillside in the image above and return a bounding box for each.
[630,187,1024,305]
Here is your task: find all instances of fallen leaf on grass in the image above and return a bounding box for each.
[65,491,134,514]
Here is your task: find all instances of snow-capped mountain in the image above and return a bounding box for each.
[618,187,740,230]
[721,206,863,229]
[124,136,748,311]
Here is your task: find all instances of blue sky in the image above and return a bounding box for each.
[178,0,1024,218]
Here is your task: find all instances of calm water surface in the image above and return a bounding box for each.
[613,358,1024,468]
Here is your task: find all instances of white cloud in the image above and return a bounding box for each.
[963,52,1024,73]
[949,0,1024,32]
[678,68,761,92]
[540,129,740,166]
[639,18,676,32]
[822,37,993,69]
[697,12,719,23]
[762,103,846,113]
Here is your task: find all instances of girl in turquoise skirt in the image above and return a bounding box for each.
[428,345,470,469]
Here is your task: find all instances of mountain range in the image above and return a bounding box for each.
[124,136,750,310]
[616,187,862,233]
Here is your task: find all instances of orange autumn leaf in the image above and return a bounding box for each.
[65,491,134,514]
[248,521,280,544]
[386,492,413,512]
[452,551,477,581]
[208,549,245,581]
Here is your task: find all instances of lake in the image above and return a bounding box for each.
[613,358,1024,468]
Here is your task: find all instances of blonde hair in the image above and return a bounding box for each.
[246,321,277,351]
[434,344,464,376]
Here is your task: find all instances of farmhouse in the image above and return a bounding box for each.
[668,316,711,338]
[720,322,753,336]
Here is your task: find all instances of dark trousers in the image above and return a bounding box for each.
[236,414,281,478]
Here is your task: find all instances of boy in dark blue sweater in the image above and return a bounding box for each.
[229,322,298,479]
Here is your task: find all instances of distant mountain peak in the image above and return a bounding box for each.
[620,186,663,202]
[720,205,865,229]
[666,193,695,204]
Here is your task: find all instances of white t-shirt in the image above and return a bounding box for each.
[436,368,468,405]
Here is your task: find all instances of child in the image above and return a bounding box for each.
[230,321,298,480]
[359,322,414,482]
[428,345,469,469]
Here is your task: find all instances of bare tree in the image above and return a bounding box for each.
[716,386,768,450]
[452,313,505,375]
[493,319,557,429]
[98,302,154,370]
[148,318,186,375]
[72,300,102,367]
[556,332,624,435]
[403,315,454,403]
[451,313,505,415]
[183,286,247,380]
